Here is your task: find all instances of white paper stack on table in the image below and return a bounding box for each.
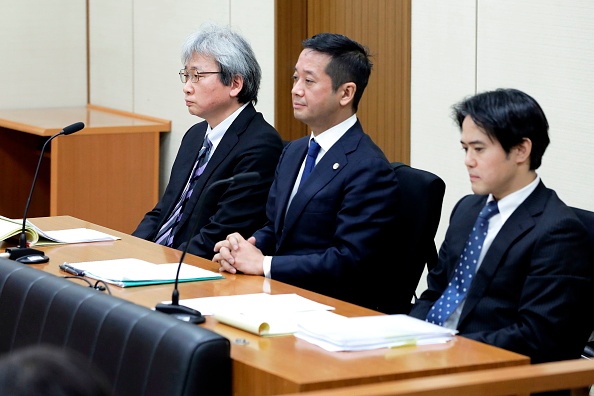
[0,215,120,246]
[180,293,336,336]
[295,314,458,352]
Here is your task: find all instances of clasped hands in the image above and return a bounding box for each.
[213,233,264,275]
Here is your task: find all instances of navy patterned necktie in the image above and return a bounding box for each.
[298,138,321,188]
[427,200,499,326]
[154,136,212,247]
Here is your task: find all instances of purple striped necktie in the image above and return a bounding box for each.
[154,136,212,247]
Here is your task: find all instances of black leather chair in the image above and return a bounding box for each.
[390,162,446,314]
[0,258,231,396]
[571,207,594,359]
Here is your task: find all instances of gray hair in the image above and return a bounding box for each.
[181,23,261,104]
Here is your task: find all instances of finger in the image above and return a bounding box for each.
[213,240,230,252]
[227,235,240,250]
[220,246,235,265]
[219,259,236,274]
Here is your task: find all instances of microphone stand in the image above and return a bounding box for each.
[6,122,85,264]
[155,172,260,324]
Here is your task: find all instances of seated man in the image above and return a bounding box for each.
[213,33,401,313]
[410,88,593,363]
[133,23,283,259]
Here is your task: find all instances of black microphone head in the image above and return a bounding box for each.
[61,122,85,135]
[232,172,259,184]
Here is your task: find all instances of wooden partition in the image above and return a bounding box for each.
[280,358,594,396]
[0,105,170,233]
[275,0,411,163]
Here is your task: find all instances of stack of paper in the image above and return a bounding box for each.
[295,314,458,352]
[0,215,119,246]
[180,293,335,336]
[65,258,223,287]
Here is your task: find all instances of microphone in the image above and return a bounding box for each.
[6,122,85,264]
[155,171,260,323]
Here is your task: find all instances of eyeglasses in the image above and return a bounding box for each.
[179,69,221,83]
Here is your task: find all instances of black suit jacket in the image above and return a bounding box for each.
[133,104,283,259]
[410,181,594,363]
[253,121,401,312]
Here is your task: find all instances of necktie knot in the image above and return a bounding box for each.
[307,139,321,159]
[478,200,499,220]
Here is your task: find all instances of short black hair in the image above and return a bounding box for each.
[453,88,550,170]
[302,33,372,112]
[0,344,112,396]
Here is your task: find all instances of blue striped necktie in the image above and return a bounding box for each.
[426,200,499,326]
[154,136,212,247]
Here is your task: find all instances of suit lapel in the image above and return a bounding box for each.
[277,121,363,247]
[273,139,308,234]
[459,182,549,323]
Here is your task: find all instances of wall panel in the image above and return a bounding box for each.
[477,0,594,211]
[0,0,87,108]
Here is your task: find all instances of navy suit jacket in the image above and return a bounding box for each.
[253,120,401,312]
[133,104,283,259]
[410,181,594,363]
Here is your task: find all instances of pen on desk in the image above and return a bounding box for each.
[59,263,85,276]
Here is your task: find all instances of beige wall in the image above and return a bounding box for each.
[0,0,87,108]
[2,0,593,297]
[411,0,594,295]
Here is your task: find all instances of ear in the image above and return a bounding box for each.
[514,138,532,165]
[338,82,357,108]
[229,75,244,98]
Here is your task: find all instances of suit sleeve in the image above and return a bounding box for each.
[252,144,291,254]
[131,129,196,240]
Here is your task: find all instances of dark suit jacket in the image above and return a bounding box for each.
[252,120,401,312]
[410,181,594,363]
[133,104,283,259]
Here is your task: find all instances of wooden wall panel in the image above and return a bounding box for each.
[275,0,411,162]
[275,0,309,141]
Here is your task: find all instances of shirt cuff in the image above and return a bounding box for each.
[263,256,272,278]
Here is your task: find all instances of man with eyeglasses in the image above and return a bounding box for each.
[133,23,283,259]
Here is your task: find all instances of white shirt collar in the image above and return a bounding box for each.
[205,103,249,154]
[309,114,357,155]
[487,175,541,224]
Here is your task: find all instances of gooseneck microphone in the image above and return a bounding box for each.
[155,171,260,323]
[6,122,85,264]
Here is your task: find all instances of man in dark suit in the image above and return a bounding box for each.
[214,33,400,312]
[133,23,283,259]
[410,88,593,363]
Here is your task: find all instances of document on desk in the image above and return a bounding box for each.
[0,215,119,246]
[295,314,458,352]
[180,293,336,336]
[65,258,223,287]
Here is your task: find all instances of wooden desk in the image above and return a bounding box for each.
[6,216,530,395]
[0,105,170,233]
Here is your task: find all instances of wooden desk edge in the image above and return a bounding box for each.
[0,104,171,136]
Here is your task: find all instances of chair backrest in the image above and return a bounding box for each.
[390,162,445,314]
[572,206,594,249]
[571,207,594,358]
[0,258,231,396]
